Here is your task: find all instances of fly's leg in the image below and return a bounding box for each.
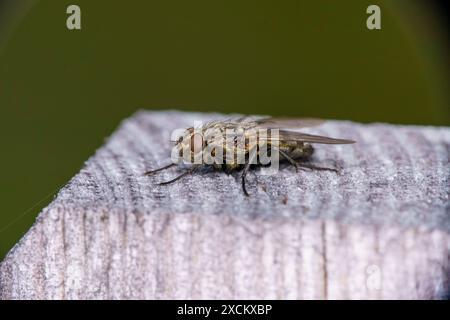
[144,163,176,176]
[241,170,250,197]
[159,165,199,185]
[241,147,258,197]
[276,148,338,173]
[276,148,299,172]
[296,162,339,173]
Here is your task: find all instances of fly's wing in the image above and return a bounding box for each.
[254,117,325,129]
[232,116,355,144]
[267,130,355,144]
[233,115,260,124]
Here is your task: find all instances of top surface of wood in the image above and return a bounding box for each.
[46,110,450,231]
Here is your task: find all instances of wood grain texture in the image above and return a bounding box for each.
[1,110,449,299]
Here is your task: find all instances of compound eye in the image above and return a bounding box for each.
[190,133,203,153]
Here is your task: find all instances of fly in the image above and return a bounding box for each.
[144,117,355,196]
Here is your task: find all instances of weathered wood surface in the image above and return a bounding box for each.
[1,110,449,300]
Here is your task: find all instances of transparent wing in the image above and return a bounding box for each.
[234,116,259,123]
[254,117,325,129]
[264,130,355,144]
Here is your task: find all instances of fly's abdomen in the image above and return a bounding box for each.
[278,142,314,161]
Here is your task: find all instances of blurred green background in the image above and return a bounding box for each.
[0,0,448,259]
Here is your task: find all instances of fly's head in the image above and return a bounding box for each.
[174,127,205,163]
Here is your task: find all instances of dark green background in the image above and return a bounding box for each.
[0,0,449,259]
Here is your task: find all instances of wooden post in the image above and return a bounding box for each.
[1,110,449,299]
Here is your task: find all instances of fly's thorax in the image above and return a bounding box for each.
[213,162,242,172]
[174,123,281,166]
